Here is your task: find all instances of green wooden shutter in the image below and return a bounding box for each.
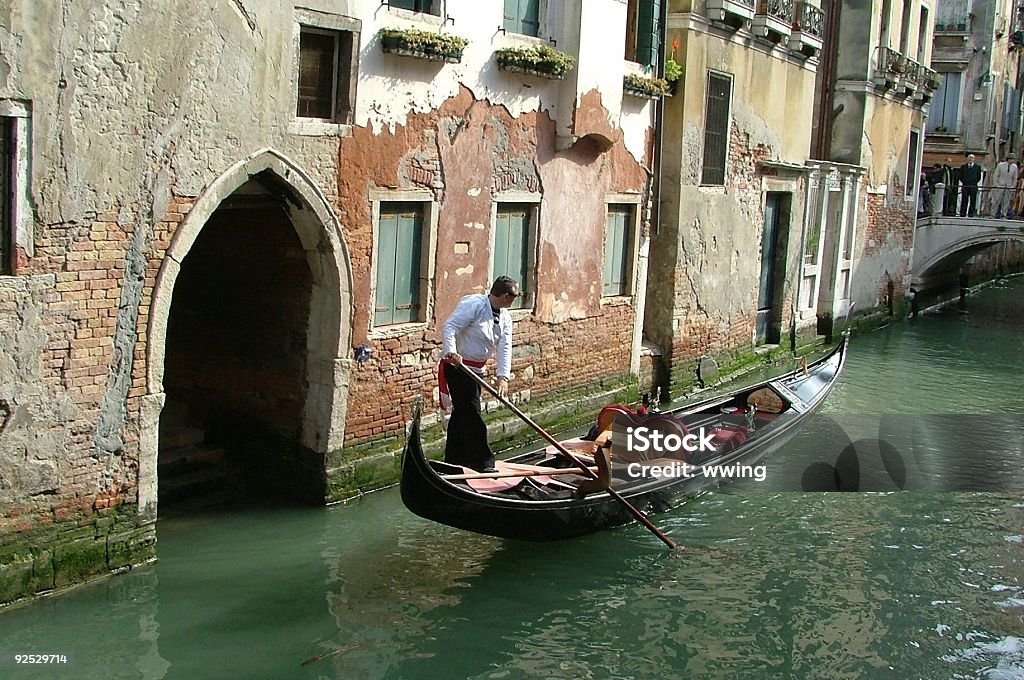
[604,206,632,296]
[494,204,530,308]
[635,0,661,69]
[389,0,433,12]
[375,204,423,326]
[504,0,540,37]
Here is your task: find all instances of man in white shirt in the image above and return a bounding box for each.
[990,154,1018,219]
[439,275,519,471]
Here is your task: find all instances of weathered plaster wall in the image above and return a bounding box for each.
[648,22,816,393]
[336,88,650,448]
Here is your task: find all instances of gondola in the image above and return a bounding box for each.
[400,336,848,542]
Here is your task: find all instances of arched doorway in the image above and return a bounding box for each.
[140,150,353,518]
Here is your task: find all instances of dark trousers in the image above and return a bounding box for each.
[960,186,978,216]
[443,363,495,471]
[944,186,959,215]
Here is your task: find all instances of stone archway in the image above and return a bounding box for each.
[139,149,353,519]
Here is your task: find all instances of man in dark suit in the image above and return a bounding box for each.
[942,158,958,216]
[959,154,983,217]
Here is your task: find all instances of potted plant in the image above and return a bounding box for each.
[623,73,671,99]
[664,39,683,94]
[494,44,575,79]
[378,27,469,63]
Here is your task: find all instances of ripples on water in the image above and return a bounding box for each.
[1,279,1022,679]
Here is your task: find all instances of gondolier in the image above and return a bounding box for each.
[439,275,519,472]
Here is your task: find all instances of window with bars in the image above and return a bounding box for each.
[493,203,534,309]
[504,0,541,37]
[375,203,425,326]
[603,204,634,297]
[296,27,355,123]
[0,116,13,275]
[701,73,732,186]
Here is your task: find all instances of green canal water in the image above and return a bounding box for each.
[2,279,1023,679]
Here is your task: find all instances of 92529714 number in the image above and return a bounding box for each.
[15,654,68,664]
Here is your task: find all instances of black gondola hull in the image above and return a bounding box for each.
[401,337,848,542]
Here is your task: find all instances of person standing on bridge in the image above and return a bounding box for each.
[942,158,959,216]
[990,154,1018,219]
[959,154,983,218]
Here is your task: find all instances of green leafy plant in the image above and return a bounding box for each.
[664,58,682,83]
[378,28,469,62]
[623,73,671,98]
[494,44,575,79]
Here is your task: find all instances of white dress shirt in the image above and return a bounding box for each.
[442,294,513,379]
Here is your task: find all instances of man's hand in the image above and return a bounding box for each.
[496,377,509,398]
[445,352,463,365]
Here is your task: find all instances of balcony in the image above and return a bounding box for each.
[934,17,970,34]
[751,0,794,41]
[706,0,756,30]
[873,47,934,102]
[789,1,824,57]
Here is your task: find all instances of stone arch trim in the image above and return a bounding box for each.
[914,233,1024,280]
[139,148,354,518]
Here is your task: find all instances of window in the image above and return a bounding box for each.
[928,71,962,132]
[504,0,540,37]
[625,0,661,67]
[493,203,534,309]
[917,7,929,62]
[387,0,437,13]
[898,0,912,54]
[296,27,355,123]
[702,73,732,186]
[375,203,425,326]
[603,205,635,297]
[0,117,13,275]
[906,129,919,196]
[880,0,891,47]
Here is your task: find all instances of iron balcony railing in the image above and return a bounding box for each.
[797,2,825,38]
[875,47,939,93]
[757,0,794,23]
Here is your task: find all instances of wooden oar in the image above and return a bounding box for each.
[442,466,597,481]
[456,364,680,551]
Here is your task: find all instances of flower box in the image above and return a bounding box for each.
[623,73,671,99]
[378,28,468,64]
[494,44,575,80]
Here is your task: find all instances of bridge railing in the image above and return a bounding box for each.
[917,182,1024,221]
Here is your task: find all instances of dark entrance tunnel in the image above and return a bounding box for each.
[159,180,316,512]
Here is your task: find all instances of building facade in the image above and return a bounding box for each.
[648,0,827,395]
[0,0,658,604]
[812,0,936,331]
[924,0,1023,170]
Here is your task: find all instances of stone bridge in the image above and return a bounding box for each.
[912,215,1024,287]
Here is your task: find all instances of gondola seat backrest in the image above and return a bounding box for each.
[609,412,692,464]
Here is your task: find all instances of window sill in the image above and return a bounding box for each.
[600,295,633,307]
[370,321,429,339]
[508,307,534,321]
[288,119,353,137]
[382,6,443,25]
